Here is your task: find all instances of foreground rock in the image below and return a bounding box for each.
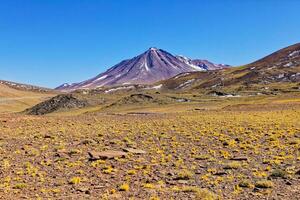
[123,148,146,154]
[230,156,249,161]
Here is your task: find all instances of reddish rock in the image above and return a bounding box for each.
[123,148,146,154]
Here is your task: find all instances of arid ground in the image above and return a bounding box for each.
[0,92,299,200]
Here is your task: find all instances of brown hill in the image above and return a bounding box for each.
[158,43,300,91]
[0,80,56,113]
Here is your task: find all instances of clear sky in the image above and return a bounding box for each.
[0,0,300,88]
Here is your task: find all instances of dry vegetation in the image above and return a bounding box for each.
[0,92,299,199]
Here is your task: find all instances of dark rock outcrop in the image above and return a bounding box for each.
[25,94,87,115]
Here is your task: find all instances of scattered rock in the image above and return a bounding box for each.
[79,139,97,145]
[167,172,175,177]
[123,148,146,154]
[178,180,189,184]
[54,152,66,158]
[214,171,227,176]
[76,187,90,194]
[170,96,190,102]
[165,180,177,185]
[230,157,249,161]
[285,181,292,185]
[194,108,208,111]
[88,150,127,160]
[208,91,228,96]
[44,134,54,139]
[253,188,261,193]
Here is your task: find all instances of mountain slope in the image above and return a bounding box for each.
[0,80,56,113]
[0,80,52,94]
[57,48,228,90]
[176,55,230,70]
[159,43,300,90]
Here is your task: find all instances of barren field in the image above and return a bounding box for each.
[0,95,299,199]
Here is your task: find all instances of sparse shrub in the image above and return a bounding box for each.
[69,177,81,185]
[142,183,155,189]
[119,183,130,191]
[102,165,115,174]
[181,186,200,193]
[193,188,217,200]
[195,154,210,160]
[238,180,253,188]
[255,180,274,188]
[13,183,27,189]
[176,169,194,180]
[223,161,241,169]
[127,169,136,175]
[270,169,286,178]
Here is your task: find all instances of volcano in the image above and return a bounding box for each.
[56,47,228,90]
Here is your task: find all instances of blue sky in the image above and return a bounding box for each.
[0,0,300,88]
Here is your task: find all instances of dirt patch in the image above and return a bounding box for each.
[24,94,88,115]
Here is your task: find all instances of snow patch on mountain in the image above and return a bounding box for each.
[95,75,108,81]
[175,79,195,89]
[289,50,300,57]
[177,55,205,71]
[152,84,163,89]
[104,85,135,93]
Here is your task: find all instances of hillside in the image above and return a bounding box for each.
[0,81,56,113]
[158,43,300,92]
